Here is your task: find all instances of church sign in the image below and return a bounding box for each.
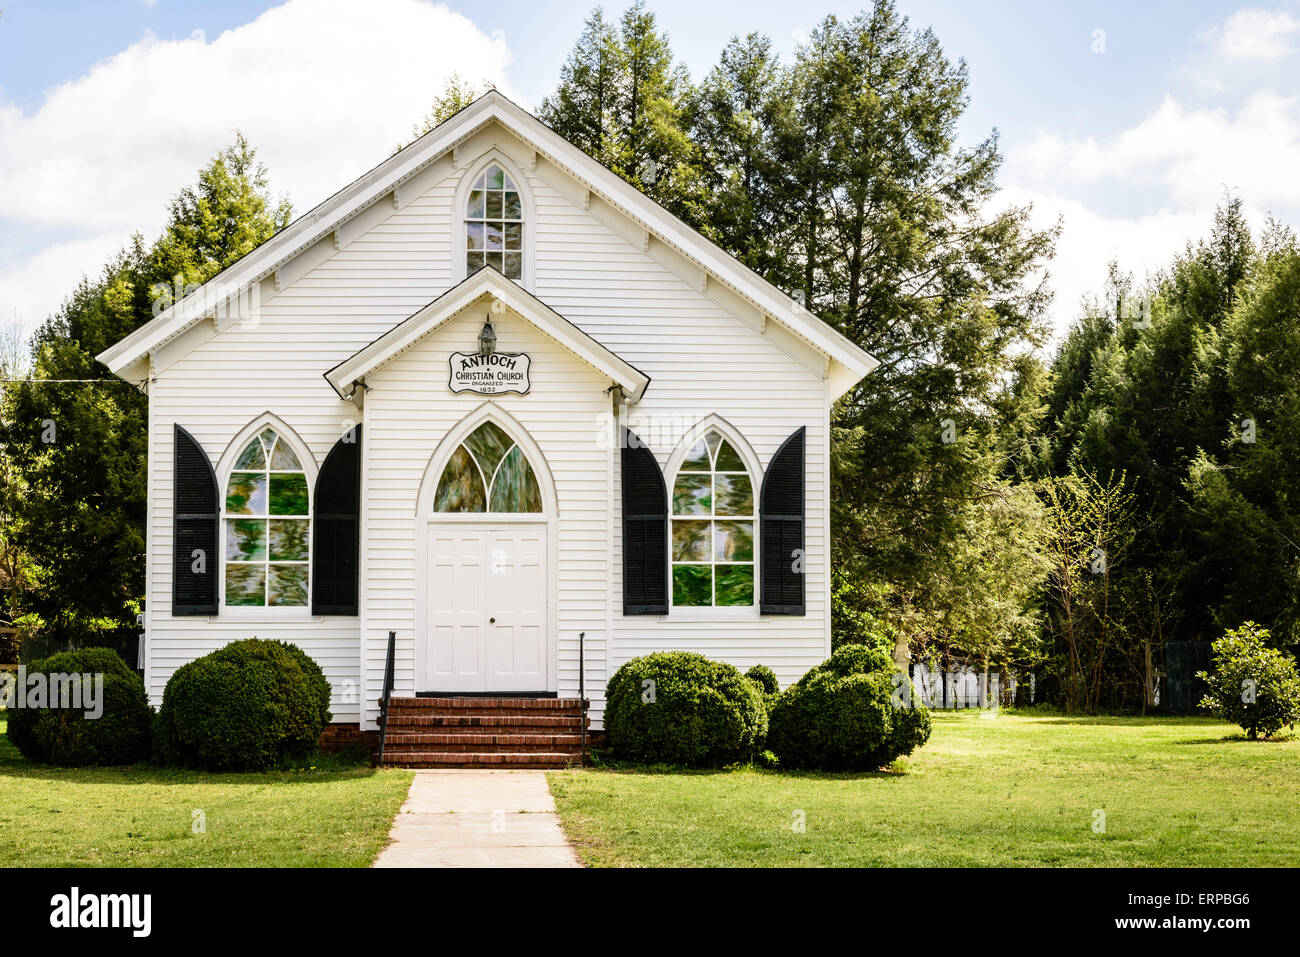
[448,351,531,396]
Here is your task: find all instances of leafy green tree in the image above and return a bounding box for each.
[933,483,1049,676]
[2,248,150,654]
[1,136,289,652]
[0,324,38,633]
[1198,622,1300,739]
[1039,471,1138,712]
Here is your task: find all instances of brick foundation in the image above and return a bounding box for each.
[318,723,379,756]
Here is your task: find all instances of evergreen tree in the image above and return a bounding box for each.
[1038,200,1262,648]
[539,8,621,165]
[1191,241,1300,646]
[539,3,699,215]
[793,3,1058,645]
[543,2,1059,667]
[690,33,788,273]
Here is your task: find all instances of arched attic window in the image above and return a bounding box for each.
[224,427,311,606]
[465,163,524,280]
[435,421,542,513]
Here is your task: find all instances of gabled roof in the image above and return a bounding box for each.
[96,90,877,393]
[324,267,650,405]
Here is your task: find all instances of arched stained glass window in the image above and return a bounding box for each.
[435,422,542,513]
[671,430,754,607]
[224,428,310,606]
[465,163,523,279]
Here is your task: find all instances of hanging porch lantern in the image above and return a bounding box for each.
[478,316,497,357]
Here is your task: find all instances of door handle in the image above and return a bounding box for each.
[489,617,496,624]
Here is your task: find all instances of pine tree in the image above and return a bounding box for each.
[690,33,788,273]
[539,3,699,216]
[538,8,621,165]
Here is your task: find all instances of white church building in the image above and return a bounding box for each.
[97,92,877,744]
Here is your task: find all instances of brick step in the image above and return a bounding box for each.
[379,751,583,769]
[384,733,583,753]
[384,710,584,718]
[384,714,585,731]
[383,743,582,755]
[387,711,584,723]
[387,697,583,711]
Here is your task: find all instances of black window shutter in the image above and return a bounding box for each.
[172,425,219,616]
[760,426,806,615]
[312,425,362,616]
[621,427,668,615]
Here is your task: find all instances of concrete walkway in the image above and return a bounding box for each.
[372,770,583,868]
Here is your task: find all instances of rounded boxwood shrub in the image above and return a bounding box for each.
[154,638,332,770]
[605,651,767,767]
[6,647,152,766]
[768,645,932,771]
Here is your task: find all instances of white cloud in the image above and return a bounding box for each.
[1002,86,1300,339]
[1011,92,1300,211]
[1210,7,1300,61]
[0,0,513,335]
[0,232,134,335]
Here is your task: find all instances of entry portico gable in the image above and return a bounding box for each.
[324,266,650,405]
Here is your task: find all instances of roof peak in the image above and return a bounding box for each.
[96,90,876,397]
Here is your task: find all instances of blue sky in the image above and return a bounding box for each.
[2,0,1299,340]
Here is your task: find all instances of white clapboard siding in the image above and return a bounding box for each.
[146,115,836,730]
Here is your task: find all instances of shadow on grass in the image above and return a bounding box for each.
[577,751,910,781]
[0,759,383,786]
[0,733,381,786]
[1019,715,1226,728]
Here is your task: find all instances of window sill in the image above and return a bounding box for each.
[655,609,766,623]
[211,607,323,623]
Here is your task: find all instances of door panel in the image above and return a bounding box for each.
[424,524,548,692]
[485,529,546,691]
[426,530,488,691]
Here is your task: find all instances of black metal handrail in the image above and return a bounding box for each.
[578,631,588,766]
[377,630,396,764]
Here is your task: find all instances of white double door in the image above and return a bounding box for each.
[424,523,549,692]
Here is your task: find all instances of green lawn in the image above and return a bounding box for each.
[549,712,1300,867]
[0,715,412,867]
